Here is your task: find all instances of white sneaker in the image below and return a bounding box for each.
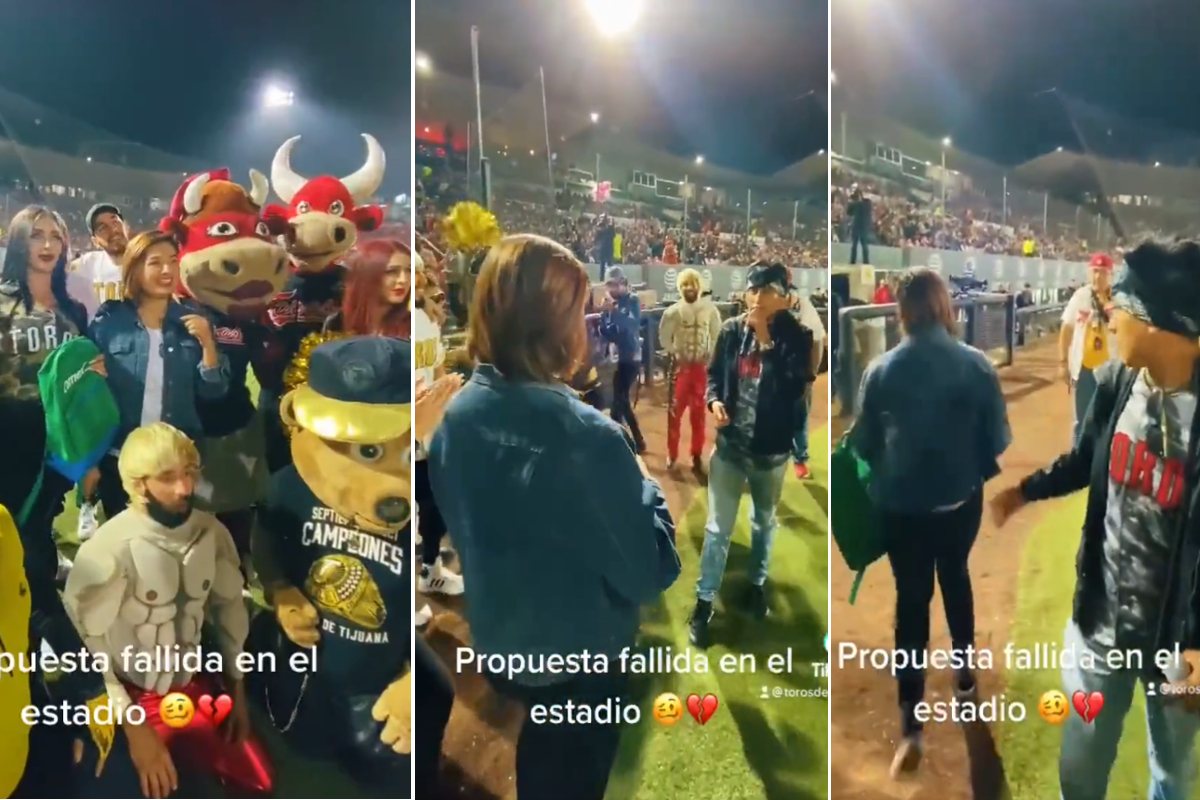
[56,551,73,582]
[414,605,433,627]
[418,558,464,596]
[77,501,100,542]
[889,733,923,778]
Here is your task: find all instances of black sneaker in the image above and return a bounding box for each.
[688,600,714,648]
[954,669,978,701]
[747,584,771,620]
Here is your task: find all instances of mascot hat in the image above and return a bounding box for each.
[282,337,411,444]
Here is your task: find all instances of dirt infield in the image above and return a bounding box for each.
[423,373,829,800]
[829,341,1072,800]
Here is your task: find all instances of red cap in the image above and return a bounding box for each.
[1089,253,1114,270]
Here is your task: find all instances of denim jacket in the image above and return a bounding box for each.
[89,300,230,447]
[852,326,1011,514]
[427,364,680,682]
[599,293,642,363]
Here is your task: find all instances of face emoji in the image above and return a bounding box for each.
[1038,690,1069,725]
[159,692,195,729]
[652,692,684,726]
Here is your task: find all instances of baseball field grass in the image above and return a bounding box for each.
[606,426,830,800]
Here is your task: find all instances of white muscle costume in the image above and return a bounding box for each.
[63,509,248,713]
[659,295,722,363]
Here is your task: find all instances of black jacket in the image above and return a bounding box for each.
[1020,359,1200,659]
[706,311,814,458]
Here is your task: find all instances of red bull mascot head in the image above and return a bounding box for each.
[266,133,386,273]
[160,168,291,318]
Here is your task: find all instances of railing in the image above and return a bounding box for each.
[836,295,1072,417]
[830,243,1091,298]
[583,263,829,302]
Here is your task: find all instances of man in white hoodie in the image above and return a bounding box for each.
[659,268,722,473]
[70,203,129,544]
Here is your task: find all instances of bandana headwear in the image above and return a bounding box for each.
[747,263,792,297]
[1112,240,1200,339]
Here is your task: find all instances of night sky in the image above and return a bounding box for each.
[417,0,828,175]
[832,0,1200,165]
[0,0,411,191]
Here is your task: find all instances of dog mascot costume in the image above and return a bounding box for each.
[63,422,273,797]
[163,169,291,574]
[258,134,387,473]
[247,336,412,795]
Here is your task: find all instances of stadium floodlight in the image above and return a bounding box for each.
[590,112,600,123]
[941,137,952,148]
[695,155,704,164]
[263,85,295,108]
[585,0,642,36]
[415,52,433,73]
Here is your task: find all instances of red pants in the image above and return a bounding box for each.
[125,673,273,796]
[667,362,707,461]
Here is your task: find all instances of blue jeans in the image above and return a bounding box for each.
[1059,620,1200,800]
[1073,367,1098,444]
[695,449,787,602]
[793,388,813,465]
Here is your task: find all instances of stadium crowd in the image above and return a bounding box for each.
[830,168,1097,260]
[416,160,827,271]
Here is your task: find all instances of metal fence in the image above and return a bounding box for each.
[835,296,1068,417]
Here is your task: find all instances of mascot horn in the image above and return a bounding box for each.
[265,134,386,272]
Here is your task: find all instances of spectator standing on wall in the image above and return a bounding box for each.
[596,214,616,277]
[848,184,873,265]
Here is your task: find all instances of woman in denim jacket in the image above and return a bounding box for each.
[88,231,230,517]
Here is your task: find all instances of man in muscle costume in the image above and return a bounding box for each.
[64,422,272,798]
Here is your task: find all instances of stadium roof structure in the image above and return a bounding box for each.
[0,84,204,199]
[0,141,188,199]
[771,151,827,187]
[1011,149,1200,200]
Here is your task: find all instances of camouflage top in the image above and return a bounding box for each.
[0,292,84,402]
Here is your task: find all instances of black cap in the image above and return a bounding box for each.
[309,336,411,405]
[85,203,123,234]
[747,262,792,294]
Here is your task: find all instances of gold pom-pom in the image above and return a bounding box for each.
[442,202,501,254]
[284,331,350,393]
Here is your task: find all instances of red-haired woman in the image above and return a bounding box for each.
[324,238,411,338]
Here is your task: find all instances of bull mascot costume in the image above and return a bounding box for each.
[247,336,413,795]
[163,169,291,577]
[259,133,387,472]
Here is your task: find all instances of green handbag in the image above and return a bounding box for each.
[830,428,885,604]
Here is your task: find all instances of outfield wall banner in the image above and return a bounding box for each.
[588,264,829,302]
[830,243,1090,291]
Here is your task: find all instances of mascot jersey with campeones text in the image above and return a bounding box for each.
[260,466,410,695]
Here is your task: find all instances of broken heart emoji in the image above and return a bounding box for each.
[686,693,719,725]
[198,693,234,727]
[1071,690,1104,724]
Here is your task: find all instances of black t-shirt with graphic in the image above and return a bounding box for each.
[261,465,411,695]
[0,292,86,402]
